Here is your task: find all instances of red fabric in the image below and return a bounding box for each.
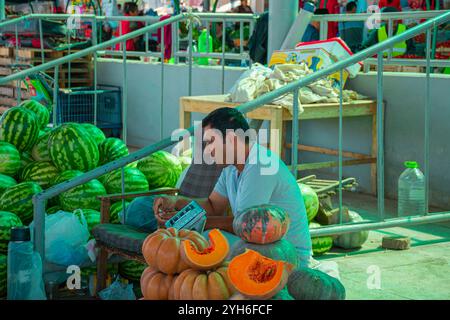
[114,14,139,51]
[318,0,339,38]
[157,15,173,60]
[378,0,403,11]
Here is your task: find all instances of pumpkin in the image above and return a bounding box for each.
[309,221,333,256]
[298,183,319,221]
[333,210,369,249]
[140,267,178,300]
[180,228,229,270]
[169,265,235,300]
[227,249,294,300]
[233,204,290,244]
[287,267,346,300]
[141,228,209,274]
[228,238,299,269]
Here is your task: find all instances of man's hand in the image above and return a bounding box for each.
[153,196,178,226]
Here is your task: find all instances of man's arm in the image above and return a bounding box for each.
[173,191,229,217]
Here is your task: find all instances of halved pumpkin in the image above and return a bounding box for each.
[180,228,229,270]
[227,249,293,300]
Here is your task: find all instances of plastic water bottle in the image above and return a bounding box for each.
[398,161,426,217]
[7,227,46,300]
[197,29,213,65]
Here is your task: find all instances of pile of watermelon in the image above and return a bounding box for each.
[0,101,189,294]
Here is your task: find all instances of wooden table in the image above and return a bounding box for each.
[180,95,382,194]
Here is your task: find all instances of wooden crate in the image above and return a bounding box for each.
[0,47,13,58]
[401,66,425,73]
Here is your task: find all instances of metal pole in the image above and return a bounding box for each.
[33,197,46,272]
[52,65,59,125]
[121,167,126,223]
[338,69,343,223]
[39,18,44,65]
[145,21,149,54]
[424,28,431,215]
[122,41,127,144]
[291,90,299,178]
[0,0,5,21]
[188,20,193,96]
[93,17,98,126]
[239,20,244,66]
[14,23,21,105]
[221,19,225,94]
[377,53,385,221]
[387,18,392,61]
[160,26,165,140]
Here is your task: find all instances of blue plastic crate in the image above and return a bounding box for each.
[56,85,122,131]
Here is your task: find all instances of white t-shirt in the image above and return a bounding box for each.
[213,143,313,265]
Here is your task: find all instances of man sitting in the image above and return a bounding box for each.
[152,107,313,267]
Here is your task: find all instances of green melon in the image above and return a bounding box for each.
[46,205,62,215]
[118,260,146,282]
[137,150,182,189]
[59,179,106,212]
[0,107,40,152]
[80,123,106,146]
[309,221,333,256]
[19,100,50,130]
[0,174,17,194]
[0,211,23,253]
[0,182,43,224]
[298,183,319,222]
[31,130,52,162]
[19,161,59,189]
[0,142,21,177]
[333,211,369,249]
[110,201,130,224]
[0,254,6,297]
[98,137,129,166]
[48,123,99,172]
[102,167,149,194]
[74,209,101,234]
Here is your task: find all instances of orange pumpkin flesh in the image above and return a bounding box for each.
[227,249,293,300]
[181,228,229,270]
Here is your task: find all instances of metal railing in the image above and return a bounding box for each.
[1,11,450,275]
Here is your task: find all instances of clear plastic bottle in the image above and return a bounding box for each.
[7,227,46,300]
[398,161,426,217]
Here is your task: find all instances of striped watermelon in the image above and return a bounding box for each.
[74,209,101,234]
[19,161,59,189]
[118,260,146,282]
[110,201,130,224]
[103,167,149,194]
[309,221,333,256]
[298,183,319,222]
[59,178,106,212]
[20,151,34,169]
[46,205,62,215]
[0,174,17,195]
[0,107,40,152]
[98,138,129,166]
[0,182,43,224]
[48,123,99,172]
[19,100,50,130]
[0,142,21,177]
[0,254,6,297]
[0,211,23,253]
[81,263,118,278]
[31,130,52,162]
[137,150,182,189]
[52,170,83,186]
[81,123,106,146]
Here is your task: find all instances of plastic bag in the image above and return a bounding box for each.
[31,211,90,266]
[98,277,136,300]
[118,196,158,232]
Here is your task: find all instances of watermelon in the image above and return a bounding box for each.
[137,150,182,189]
[46,205,62,215]
[309,221,333,256]
[80,123,106,146]
[52,170,83,185]
[81,263,118,278]
[74,209,101,234]
[118,260,146,282]
[48,123,99,172]
[20,151,34,169]
[333,211,369,249]
[31,130,52,161]
[59,178,106,212]
[110,201,129,224]
[0,181,43,224]
[298,183,319,222]
[0,142,21,176]
[19,100,50,130]
[98,137,129,166]
[0,174,17,194]
[0,254,6,297]
[103,167,149,194]
[0,107,40,152]
[19,161,59,189]
[0,211,23,253]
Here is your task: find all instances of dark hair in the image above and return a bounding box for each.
[346,1,357,12]
[124,2,138,14]
[314,8,329,15]
[202,107,250,137]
